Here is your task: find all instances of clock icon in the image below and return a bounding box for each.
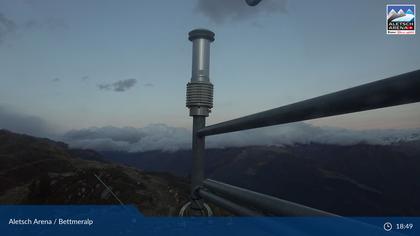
[384,222,393,231]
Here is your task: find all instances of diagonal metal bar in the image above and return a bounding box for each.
[198,69,420,137]
[203,179,337,216]
[197,188,262,216]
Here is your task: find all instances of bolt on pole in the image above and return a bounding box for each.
[186,29,215,209]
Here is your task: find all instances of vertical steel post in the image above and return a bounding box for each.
[191,116,206,193]
[185,29,215,214]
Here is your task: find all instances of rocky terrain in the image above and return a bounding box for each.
[0,130,190,216]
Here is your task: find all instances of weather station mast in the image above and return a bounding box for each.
[180,28,215,216]
[179,0,263,216]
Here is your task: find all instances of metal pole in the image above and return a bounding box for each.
[191,116,205,193]
[198,188,261,216]
[184,29,215,215]
[198,69,420,137]
[203,179,337,216]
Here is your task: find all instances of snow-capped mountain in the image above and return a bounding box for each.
[397,9,405,15]
[387,9,398,19]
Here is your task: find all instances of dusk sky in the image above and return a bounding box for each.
[1,0,419,136]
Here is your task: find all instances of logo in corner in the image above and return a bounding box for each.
[387,4,415,35]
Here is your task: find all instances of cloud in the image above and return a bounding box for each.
[61,123,420,153]
[143,83,154,87]
[62,124,190,152]
[98,78,137,92]
[195,0,287,24]
[206,123,420,148]
[0,105,56,138]
[1,104,419,153]
[0,12,17,44]
[51,77,60,82]
[0,11,67,46]
[81,75,89,81]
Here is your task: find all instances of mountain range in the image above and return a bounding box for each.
[100,140,420,216]
[1,128,420,216]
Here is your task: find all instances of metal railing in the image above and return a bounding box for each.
[181,28,420,216]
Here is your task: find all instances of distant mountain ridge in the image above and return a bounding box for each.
[100,140,420,216]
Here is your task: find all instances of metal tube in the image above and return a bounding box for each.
[191,116,206,194]
[198,69,420,137]
[191,38,211,82]
[203,179,337,216]
[198,188,262,216]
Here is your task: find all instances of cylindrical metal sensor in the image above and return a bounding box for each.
[186,29,215,117]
